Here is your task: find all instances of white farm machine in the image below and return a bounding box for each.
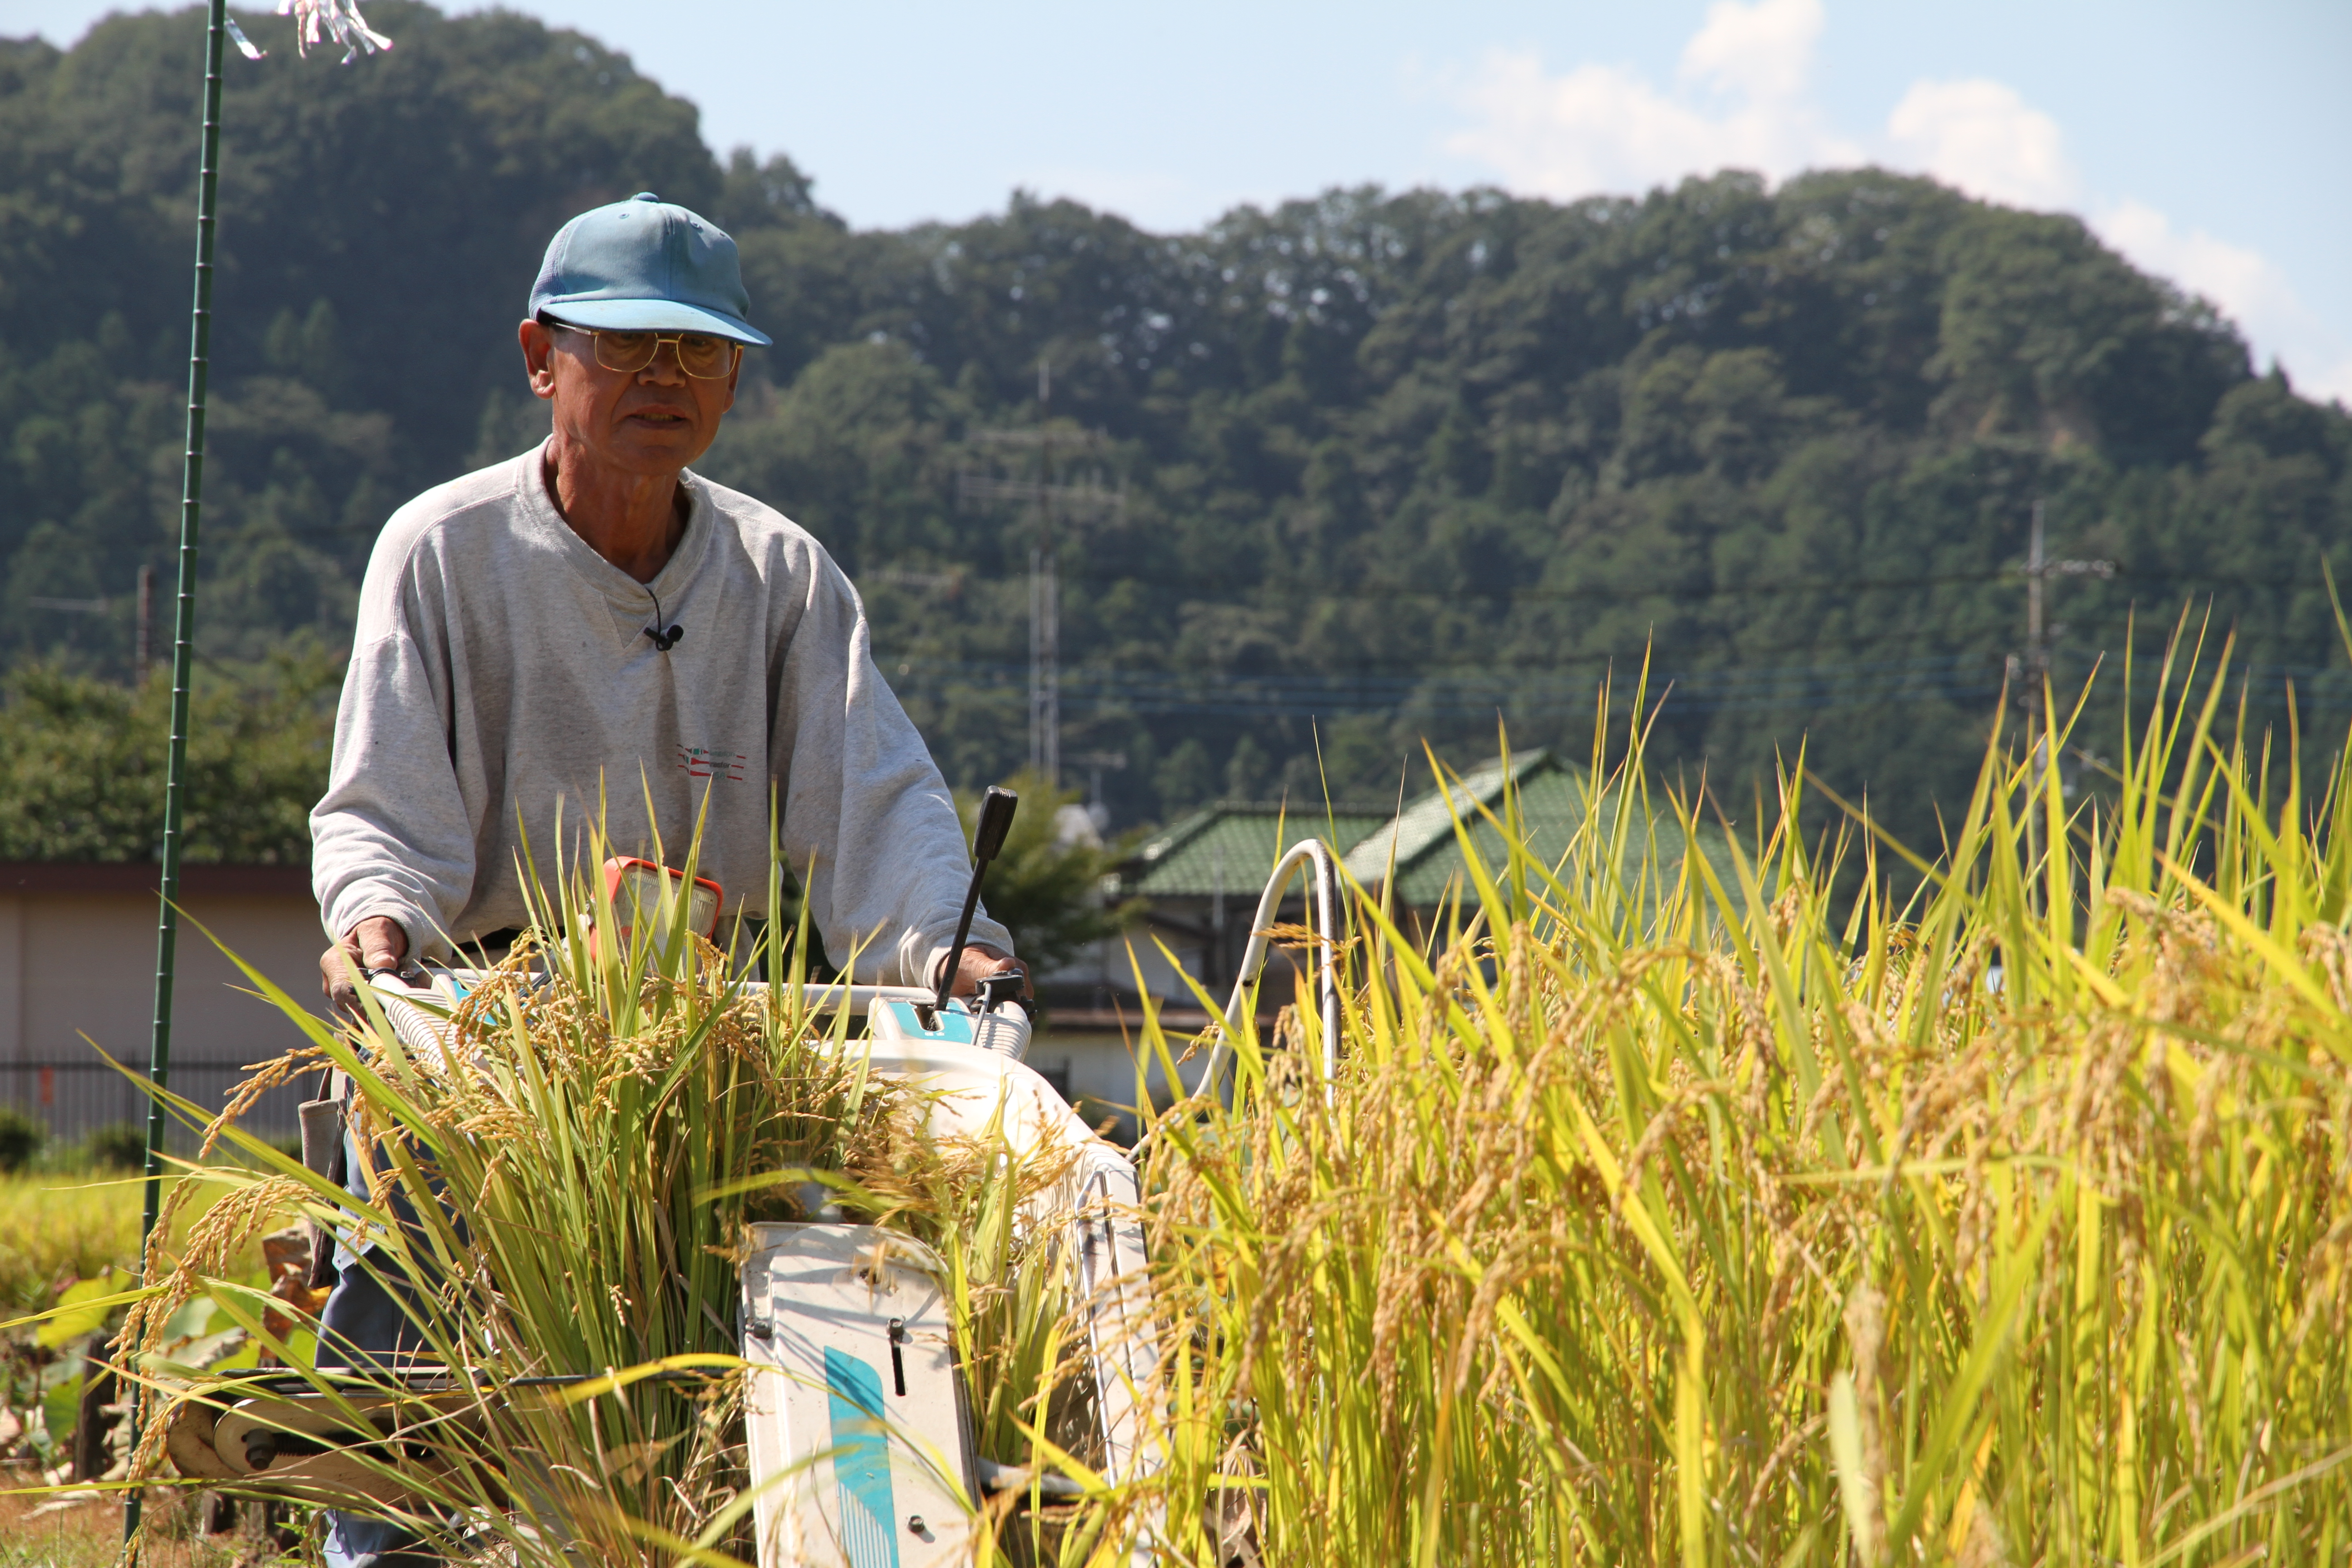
[161,789,1343,1567]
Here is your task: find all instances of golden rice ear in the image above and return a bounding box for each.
[113,786,1120,1562]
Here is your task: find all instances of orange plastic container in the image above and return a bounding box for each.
[601,856,723,946]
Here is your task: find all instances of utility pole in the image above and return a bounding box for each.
[2007,497,2115,833]
[958,357,1125,789]
[1068,748,1127,831]
[1029,545,1058,784]
[1210,845,1227,991]
[137,564,156,679]
[1031,356,1057,788]
[2008,498,2116,737]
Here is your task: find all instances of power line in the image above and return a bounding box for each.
[954,363,1127,786]
[858,561,2022,604]
[853,559,2342,608]
[881,610,2352,682]
[881,653,2009,720]
[245,511,2338,612]
[881,648,2352,723]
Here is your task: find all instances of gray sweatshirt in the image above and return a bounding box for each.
[310,445,1009,982]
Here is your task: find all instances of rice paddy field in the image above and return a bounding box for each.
[1,1173,274,1562]
[1137,669,2352,1568]
[14,647,2352,1565]
[0,1175,148,1321]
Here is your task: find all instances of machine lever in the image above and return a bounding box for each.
[933,786,1017,1018]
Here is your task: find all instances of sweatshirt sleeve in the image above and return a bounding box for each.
[772,553,1013,987]
[310,625,478,963]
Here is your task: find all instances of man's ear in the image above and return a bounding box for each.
[519,318,560,402]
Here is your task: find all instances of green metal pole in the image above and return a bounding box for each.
[126,0,229,1542]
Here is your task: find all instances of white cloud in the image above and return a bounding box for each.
[1441,0,1860,201]
[1677,0,1820,103]
[1881,87,2352,399]
[1439,3,2350,407]
[1884,78,2078,211]
[2095,200,2352,404]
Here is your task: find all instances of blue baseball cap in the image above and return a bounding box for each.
[527,192,771,347]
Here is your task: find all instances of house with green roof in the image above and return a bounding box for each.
[1340,748,1734,916]
[1036,750,1731,1138]
[1103,750,1730,994]
[1117,802,1392,992]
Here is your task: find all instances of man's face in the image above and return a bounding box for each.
[519,319,740,475]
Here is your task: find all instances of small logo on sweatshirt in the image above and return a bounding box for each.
[678,746,749,781]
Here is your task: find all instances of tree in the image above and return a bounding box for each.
[0,655,338,863]
[5,6,2346,865]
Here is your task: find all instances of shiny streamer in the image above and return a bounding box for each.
[277,0,394,62]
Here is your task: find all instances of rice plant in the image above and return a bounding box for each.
[103,813,1083,1566]
[40,633,2351,1567]
[1131,638,2352,1566]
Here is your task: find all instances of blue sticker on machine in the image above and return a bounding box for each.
[881,1000,976,1044]
[825,1347,900,1568]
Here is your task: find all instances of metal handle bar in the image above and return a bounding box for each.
[1186,837,1344,1107]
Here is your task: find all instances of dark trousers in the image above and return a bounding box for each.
[317,1212,441,1565]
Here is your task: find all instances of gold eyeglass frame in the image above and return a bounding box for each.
[548,320,743,380]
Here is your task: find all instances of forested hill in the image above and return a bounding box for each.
[4,1,2348,852]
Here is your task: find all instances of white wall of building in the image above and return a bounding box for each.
[0,867,325,1146]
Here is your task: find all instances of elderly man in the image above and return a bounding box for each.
[313,190,1019,998]
[307,192,1019,1568]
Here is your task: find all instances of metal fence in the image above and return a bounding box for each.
[3,1058,307,1152]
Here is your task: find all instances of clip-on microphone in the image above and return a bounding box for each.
[644,585,684,652]
[926,785,1020,1028]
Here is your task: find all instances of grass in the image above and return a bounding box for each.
[2,1167,273,1491]
[0,1161,267,1319]
[21,636,2350,1566]
[0,1488,298,1568]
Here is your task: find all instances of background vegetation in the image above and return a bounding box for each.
[1,0,2348,861]
[0,656,334,862]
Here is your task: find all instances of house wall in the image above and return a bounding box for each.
[1042,902,1327,1008]
[1039,929,1198,1002]
[1028,927,1330,1142]
[0,865,326,1147]
[1017,1030,1196,1144]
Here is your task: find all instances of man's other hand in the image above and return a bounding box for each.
[950,943,1031,1003]
[319,916,409,1016]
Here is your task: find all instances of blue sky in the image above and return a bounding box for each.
[10,0,2347,401]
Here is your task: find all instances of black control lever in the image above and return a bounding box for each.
[934,786,1017,1018]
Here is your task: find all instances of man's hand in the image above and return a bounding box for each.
[948,942,1030,1003]
[319,916,409,1017]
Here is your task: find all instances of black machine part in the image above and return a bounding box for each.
[933,786,1018,1016]
[974,967,1027,1015]
[297,1067,351,1292]
[975,1456,1086,1501]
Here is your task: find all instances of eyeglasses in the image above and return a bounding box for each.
[551,322,741,380]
